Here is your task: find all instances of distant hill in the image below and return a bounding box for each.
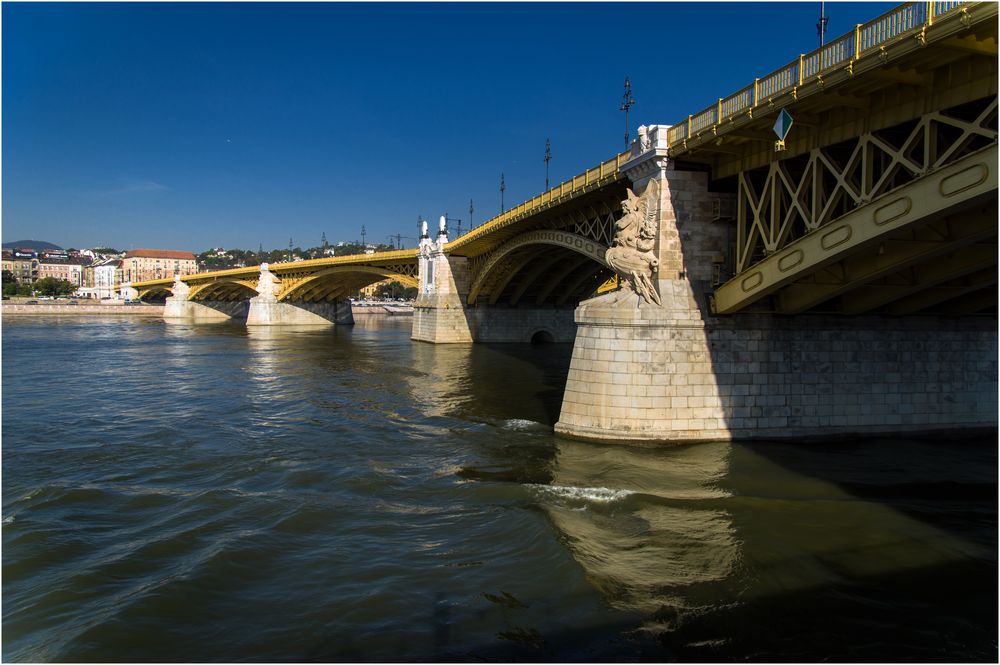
[2,240,64,251]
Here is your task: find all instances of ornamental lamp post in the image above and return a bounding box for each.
[620,76,635,150]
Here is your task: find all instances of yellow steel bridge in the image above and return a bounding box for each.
[134,0,997,317]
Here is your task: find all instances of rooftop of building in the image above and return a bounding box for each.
[123,249,197,260]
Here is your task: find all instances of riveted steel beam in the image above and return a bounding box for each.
[714,143,998,314]
[534,255,592,306]
[839,244,997,314]
[775,206,997,313]
[888,267,998,314]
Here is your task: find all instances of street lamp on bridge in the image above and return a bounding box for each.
[620,76,635,150]
[500,173,506,213]
[544,138,552,190]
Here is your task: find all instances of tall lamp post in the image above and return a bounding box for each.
[500,173,506,213]
[544,138,551,190]
[620,76,635,150]
[469,198,474,229]
[817,1,829,47]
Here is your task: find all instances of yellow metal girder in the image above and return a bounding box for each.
[487,246,549,306]
[533,255,593,306]
[713,143,998,314]
[278,265,418,301]
[188,280,257,301]
[508,252,571,306]
[838,244,997,314]
[888,267,997,314]
[467,230,609,306]
[775,207,997,313]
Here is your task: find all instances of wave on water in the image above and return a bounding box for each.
[528,483,635,504]
[501,419,550,432]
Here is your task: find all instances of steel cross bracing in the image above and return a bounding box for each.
[714,96,998,315]
[734,97,997,274]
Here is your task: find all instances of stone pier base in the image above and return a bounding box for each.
[555,289,998,444]
[163,299,248,322]
[412,293,473,343]
[246,298,354,326]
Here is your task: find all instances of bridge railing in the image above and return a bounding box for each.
[453,150,631,244]
[669,1,968,143]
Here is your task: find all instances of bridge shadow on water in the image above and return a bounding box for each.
[423,333,997,661]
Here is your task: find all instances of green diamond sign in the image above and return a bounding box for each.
[773,108,793,141]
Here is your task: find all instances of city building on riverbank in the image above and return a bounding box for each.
[120,249,197,283]
[37,253,89,287]
[80,258,122,299]
[2,249,40,284]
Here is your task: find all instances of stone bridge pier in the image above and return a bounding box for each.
[245,263,353,326]
[160,266,354,325]
[554,125,997,444]
[412,218,578,344]
[162,276,249,321]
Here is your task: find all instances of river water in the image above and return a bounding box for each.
[2,316,996,662]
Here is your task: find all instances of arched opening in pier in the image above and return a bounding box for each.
[530,330,555,344]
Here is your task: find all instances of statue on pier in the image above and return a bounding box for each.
[170,273,190,299]
[605,179,661,306]
[255,263,281,302]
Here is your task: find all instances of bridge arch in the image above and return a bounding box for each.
[136,285,173,301]
[188,280,258,302]
[467,230,611,306]
[279,265,419,302]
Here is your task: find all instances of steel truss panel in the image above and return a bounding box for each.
[713,142,997,314]
[734,99,997,275]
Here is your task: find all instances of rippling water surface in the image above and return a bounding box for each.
[3,316,996,661]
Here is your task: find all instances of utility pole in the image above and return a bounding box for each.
[817,1,829,47]
[322,232,329,255]
[500,172,506,213]
[620,76,635,150]
[469,198,474,228]
[544,138,552,190]
[287,238,292,262]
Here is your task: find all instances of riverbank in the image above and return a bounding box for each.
[2,302,165,316]
[2,302,412,317]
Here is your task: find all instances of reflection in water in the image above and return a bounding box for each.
[407,343,475,418]
[537,441,737,615]
[534,437,995,658]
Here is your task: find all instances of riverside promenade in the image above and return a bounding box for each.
[2,302,165,316]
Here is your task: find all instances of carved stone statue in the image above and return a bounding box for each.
[170,273,190,299]
[421,220,429,238]
[605,179,661,306]
[439,215,447,235]
[255,263,281,301]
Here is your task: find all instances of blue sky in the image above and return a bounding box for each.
[3,2,896,253]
